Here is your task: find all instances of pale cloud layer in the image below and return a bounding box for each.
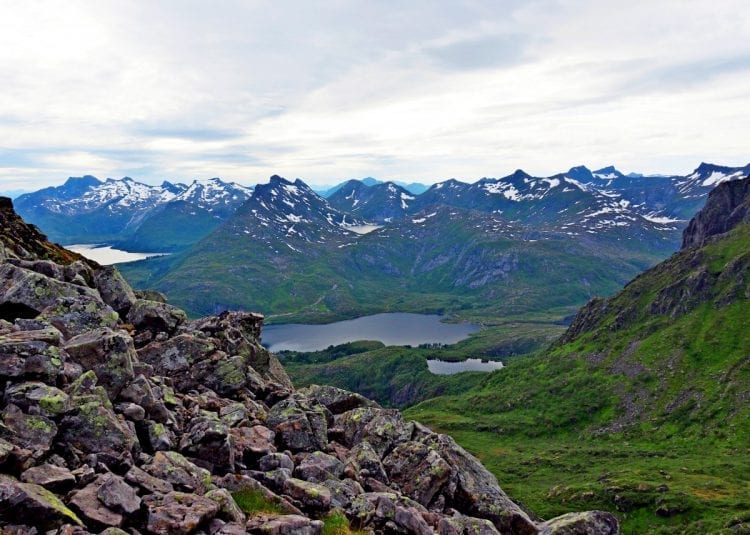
[0,0,748,190]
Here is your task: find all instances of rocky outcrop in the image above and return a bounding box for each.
[682,175,750,249]
[0,199,619,534]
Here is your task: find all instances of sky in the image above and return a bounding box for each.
[0,0,748,190]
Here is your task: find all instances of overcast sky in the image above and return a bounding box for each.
[0,0,748,190]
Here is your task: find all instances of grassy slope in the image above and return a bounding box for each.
[405,225,750,533]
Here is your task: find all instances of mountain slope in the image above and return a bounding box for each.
[327,180,415,223]
[14,176,252,251]
[406,175,750,533]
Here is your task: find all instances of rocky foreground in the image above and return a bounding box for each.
[0,196,618,534]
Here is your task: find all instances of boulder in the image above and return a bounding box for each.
[92,266,137,316]
[0,340,65,383]
[179,414,234,472]
[137,334,216,390]
[282,478,332,511]
[245,514,323,535]
[229,425,276,466]
[336,407,412,457]
[383,439,452,506]
[63,328,136,398]
[298,384,377,414]
[143,451,212,494]
[96,473,142,515]
[540,511,619,535]
[438,514,501,535]
[293,451,344,483]
[0,404,57,454]
[125,465,174,495]
[39,297,118,340]
[126,299,186,337]
[20,464,75,490]
[68,477,123,528]
[4,381,69,418]
[204,488,246,524]
[0,474,82,528]
[344,442,389,484]
[143,491,220,535]
[267,396,329,453]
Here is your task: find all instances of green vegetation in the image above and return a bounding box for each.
[231,489,286,515]
[323,511,367,535]
[403,224,750,533]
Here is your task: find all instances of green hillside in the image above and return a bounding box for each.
[405,222,750,533]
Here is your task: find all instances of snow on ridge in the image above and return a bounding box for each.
[643,213,683,224]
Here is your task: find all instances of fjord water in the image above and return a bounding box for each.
[427,358,504,375]
[67,244,170,265]
[261,312,480,352]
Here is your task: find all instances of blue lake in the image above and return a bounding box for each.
[261,313,480,352]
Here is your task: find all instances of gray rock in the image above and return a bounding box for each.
[96,473,142,515]
[143,451,212,494]
[180,414,234,472]
[0,340,65,383]
[540,511,619,535]
[126,300,186,337]
[245,514,323,535]
[383,439,452,506]
[92,266,137,316]
[39,298,118,340]
[204,488,246,524]
[345,442,389,484]
[1,404,57,453]
[229,425,275,466]
[293,451,344,483]
[258,453,294,472]
[438,514,501,535]
[336,407,413,458]
[20,464,75,490]
[0,474,83,528]
[4,381,69,418]
[282,478,332,511]
[143,491,220,535]
[69,477,123,528]
[298,384,378,414]
[124,466,174,495]
[64,328,136,398]
[267,396,329,453]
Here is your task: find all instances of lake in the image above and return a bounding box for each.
[262,312,480,352]
[67,244,170,265]
[427,358,504,375]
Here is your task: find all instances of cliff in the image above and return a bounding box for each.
[0,198,618,534]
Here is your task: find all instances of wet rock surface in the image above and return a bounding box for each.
[0,198,620,534]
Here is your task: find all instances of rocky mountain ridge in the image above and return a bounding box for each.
[0,198,619,534]
[14,177,253,252]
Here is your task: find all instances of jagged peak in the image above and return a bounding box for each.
[566,165,594,181]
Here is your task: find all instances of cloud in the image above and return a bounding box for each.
[0,0,748,189]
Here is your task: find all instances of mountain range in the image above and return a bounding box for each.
[115,163,749,324]
[14,176,253,252]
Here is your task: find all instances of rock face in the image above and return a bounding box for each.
[682,174,750,249]
[0,197,620,534]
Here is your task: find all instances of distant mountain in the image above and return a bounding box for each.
[317,177,429,197]
[121,168,684,320]
[14,176,252,251]
[327,180,416,223]
[0,189,32,199]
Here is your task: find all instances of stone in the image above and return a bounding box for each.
[96,473,142,515]
[126,299,186,337]
[245,514,323,535]
[20,464,75,490]
[180,414,234,472]
[0,474,82,528]
[204,488,246,524]
[63,328,136,398]
[229,425,276,466]
[0,340,65,383]
[1,404,57,453]
[92,266,137,316]
[4,381,69,418]
[298,384,377,414]
[267,396,329,453]
[540,511,619,535]
[39,298,118,340]
[258,453,294,472]
[125,465,174,495]
[383,440,452,506]
[136,335,216,390]
[147,421,175,452]
[143,451,212,494]
[321,478,364,510]
[69,478,123,528]
[293,451,344,483]
[336,407,412,458]
[143,491,220,535]
[345,442,389,484]
[438,514,501,535]
[282,478,332,511]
